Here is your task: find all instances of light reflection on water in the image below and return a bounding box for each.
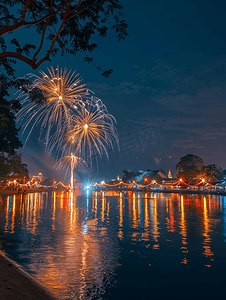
[1,192,226,299]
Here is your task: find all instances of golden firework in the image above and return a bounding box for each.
[63,102,119,162]
[16,66,87,148]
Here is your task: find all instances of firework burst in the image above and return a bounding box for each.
[62,102,119,163]
[16,66,87,149]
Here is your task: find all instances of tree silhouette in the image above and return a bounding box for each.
[0,0,129,77]
[200,164,223,182]
[175,154,205,182]
[0,75,22,154]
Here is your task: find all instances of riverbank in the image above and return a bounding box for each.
[0,250,58,300]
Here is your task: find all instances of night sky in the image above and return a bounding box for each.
[13,0,226,182]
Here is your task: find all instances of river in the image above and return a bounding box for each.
[0,191,226,299]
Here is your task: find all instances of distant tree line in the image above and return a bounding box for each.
[122,154,224,184]
[176,154,224,183]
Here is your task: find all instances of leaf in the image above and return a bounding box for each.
[112,20,129,41]
[11,38,20,47]
[97,26,108,38]
[102,69,113,78]
[0,4,9,17]
[83,56,94,63]
[29,87,46,105]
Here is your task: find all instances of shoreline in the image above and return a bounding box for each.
[0,250,58,300]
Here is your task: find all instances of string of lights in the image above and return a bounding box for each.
[91,178,216,189]
[5,180,70,190]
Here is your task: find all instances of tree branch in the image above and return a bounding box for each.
[0,52,33,64]
[66,0,99,22]
[0,0,127,75]
[0,0,35,36]
[0,0,70,36]
[0,105,18,113]
[32,0,82,69]
[40,0,51,9]
[32,16,51,63]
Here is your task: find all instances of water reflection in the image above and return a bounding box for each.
[0,192,226,299]
[202,196,214,265]
[180,195,188,264]
[118,192,123,240]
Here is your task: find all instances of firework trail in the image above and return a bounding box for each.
[54,153,87,189]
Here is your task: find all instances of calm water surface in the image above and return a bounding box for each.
[1,191,226,299]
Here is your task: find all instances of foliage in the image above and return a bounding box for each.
[122,169,135,183]
[122,169,165,184]
[0,0,129,78]
[175,154,205,182]
[176,154,205,173]
[200,164,224,182]
[0,75,29,182]
[0,75,22,154]
[175,154,224,182]
[177,170,200,183]
[40,177,53,186]
[28,86,46,104]
[0,152,29,181]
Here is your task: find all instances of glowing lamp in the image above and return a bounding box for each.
[59,96,62,100]
[84,124,88,129]
[179,178,182,182]
[101,181,105,185]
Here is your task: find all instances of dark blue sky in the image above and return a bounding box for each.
[13,0,226,181]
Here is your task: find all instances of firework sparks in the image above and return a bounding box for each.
[63,102,119,163]
[17,66,120,172]
[16,66,87,149]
